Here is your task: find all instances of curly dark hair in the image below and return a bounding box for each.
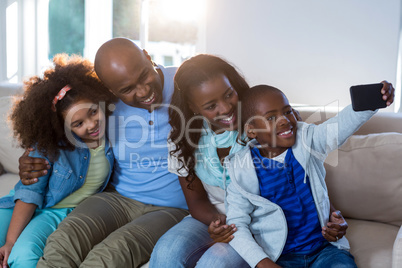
[9,53,117,161]
[169,54,249,187]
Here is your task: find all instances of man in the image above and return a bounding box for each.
[19,38,188,268]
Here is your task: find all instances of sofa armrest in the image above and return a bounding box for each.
[393,225,402,268]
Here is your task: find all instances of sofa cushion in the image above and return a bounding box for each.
[297,107,402,135]
[325,133,402,226]
[393,226,402,268]
[0,96,25,174]
[346,218,398,268]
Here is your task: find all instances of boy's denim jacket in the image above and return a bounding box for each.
[0,138,114,209]
[225,105,376,267]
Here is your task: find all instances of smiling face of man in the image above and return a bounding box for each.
[95,38,163,111]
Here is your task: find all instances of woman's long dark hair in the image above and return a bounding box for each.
[169,54,249,187]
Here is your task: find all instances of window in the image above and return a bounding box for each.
[48,0,85,59]
[0,0,205,82]
[163,56,173,67]
[1,0,18,82]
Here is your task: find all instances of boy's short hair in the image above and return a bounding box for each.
[241,84,284,126]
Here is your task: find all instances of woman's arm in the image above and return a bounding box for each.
[179,175,220,225]
[322,202,348,242]
[0,200,37,267]
[179,176,235,243]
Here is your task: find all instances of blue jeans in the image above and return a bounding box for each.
[276,242,357,268]
[149,216,249,268]
[0,207,73,268]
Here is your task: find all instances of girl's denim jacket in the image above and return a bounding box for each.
[225,105,376,267]
[0,138,114,209]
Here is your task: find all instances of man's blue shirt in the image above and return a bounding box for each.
[108,65,187,209]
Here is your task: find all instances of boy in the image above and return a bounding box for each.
[225,83,394,268]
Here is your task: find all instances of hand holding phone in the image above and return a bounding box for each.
[350,83,387,111]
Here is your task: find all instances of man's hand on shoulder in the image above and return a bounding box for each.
[19,148,50,185]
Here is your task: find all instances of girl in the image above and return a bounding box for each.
[150,54,349,267]
[0,54,116,268]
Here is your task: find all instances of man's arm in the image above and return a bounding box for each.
[19,149,50,185]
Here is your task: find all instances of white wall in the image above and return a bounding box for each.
[204,0,401,110]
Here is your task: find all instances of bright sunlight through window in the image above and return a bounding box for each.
[157,0,205,23]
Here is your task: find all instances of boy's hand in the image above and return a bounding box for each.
[208,214,237,243]
[322,210,348,242]
[0,242,13,268]
[381,80,395,106]
[19,148,50,185]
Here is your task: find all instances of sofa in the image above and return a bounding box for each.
[0,82,401,267]
[0,83,24,197]
[296,105,402,268]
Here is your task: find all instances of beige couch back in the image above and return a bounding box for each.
[0,83,24,174]
[297,105,402,134]
[0,96,25,174]
[299,107,402,227]
[325,133,402,227]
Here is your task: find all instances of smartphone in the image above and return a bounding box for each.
[350,83,386,111]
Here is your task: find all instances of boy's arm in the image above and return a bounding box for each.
[305,81,394,155]
[0,200,37,267]
[226,182,271,267]
[301,105,376,156]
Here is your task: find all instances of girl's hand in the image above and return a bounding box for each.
[0,242,13,268]
[381,80,395,106]
[207,214,237,243]
[322,210,348,242]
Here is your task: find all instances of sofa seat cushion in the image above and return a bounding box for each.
[393,226,402,267]
[0,96,25,174]
[0,173,19,197]
[325,133,402,226]
[346,218,398,268]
